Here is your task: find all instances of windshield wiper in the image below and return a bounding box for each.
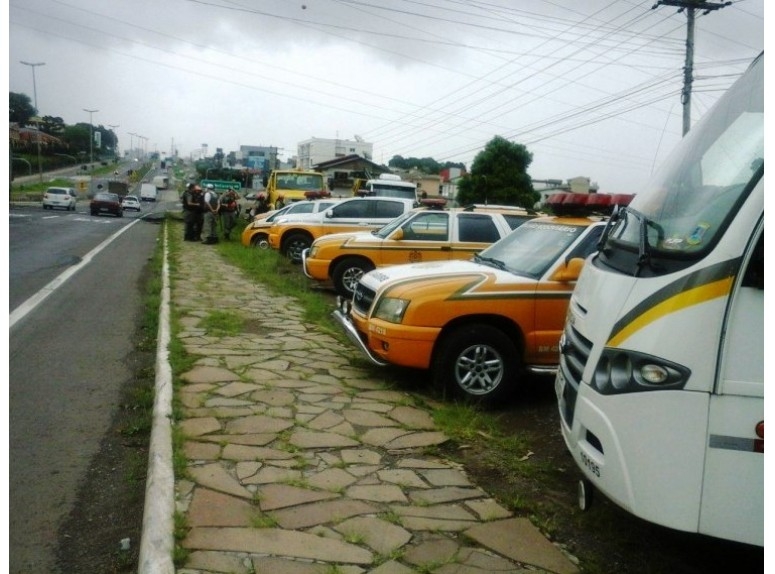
[597,203,624,252]
[627,208,664,276]
[474,253,507,270]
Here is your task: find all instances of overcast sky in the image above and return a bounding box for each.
[5,0,765,192]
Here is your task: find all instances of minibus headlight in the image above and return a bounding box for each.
[373,297,409,323]
[592,349,690,395]
[640,363,669,384]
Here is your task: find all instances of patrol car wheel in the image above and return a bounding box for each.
[284,233,312,263]
[434,324,518,403]
[332,257,374,298]
[250,233,270,249]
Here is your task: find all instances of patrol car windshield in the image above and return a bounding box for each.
[476,221,587,279]
[373,210,417,238]
[601,53,763,276]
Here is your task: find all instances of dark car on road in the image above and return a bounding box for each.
[90,192,124,218]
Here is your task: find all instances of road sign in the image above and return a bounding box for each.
[200,179,241,191]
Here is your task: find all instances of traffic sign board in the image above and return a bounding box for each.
[200,179,241,191]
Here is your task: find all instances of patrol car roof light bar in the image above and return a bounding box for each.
[545,192,634,217]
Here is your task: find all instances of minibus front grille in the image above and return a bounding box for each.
[352,284,376,314]
[562,323,592,385]
[558,324,592,427]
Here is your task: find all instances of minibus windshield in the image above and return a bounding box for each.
[601,53,763,275]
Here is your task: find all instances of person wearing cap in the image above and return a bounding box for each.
[202,183,220,244]
[248,192,270,220]
[191,184,205,240]
[218,187,240,240]
[181,183,200,241]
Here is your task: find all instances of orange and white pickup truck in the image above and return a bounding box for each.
[302,204,537,297]
[333,194,633,403]
[267,196,417,262]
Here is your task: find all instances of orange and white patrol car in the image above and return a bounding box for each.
[267,196,417,262]
[240,199,341,248]
[302,204,537,298]
[333,193,633,403]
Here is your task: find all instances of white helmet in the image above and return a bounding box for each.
[206,183,214,189]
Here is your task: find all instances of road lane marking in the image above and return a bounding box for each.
[10,217,143,329]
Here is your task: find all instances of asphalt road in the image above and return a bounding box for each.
[8,194,169,573]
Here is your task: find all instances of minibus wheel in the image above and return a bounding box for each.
[578,479,594,511]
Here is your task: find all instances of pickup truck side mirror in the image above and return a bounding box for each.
[551,257,585,282]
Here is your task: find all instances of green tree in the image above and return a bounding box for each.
[40,115,66,136]
[10,92,35,125]
[62,123,92,157]
[456,136,537,208]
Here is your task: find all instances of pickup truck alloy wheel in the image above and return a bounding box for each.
[434,324,518,403]
[333,257,375,298]
[284,233,312,263]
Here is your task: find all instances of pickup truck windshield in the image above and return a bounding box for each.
[601,53,763,276]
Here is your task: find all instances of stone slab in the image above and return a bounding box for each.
[465,518,580,574]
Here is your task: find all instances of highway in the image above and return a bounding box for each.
[8,182,172,573]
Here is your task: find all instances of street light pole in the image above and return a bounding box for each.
[20,60,45,182]
[128,132,137,160]
[83,108,98,169]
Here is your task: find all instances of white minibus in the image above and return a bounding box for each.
[556,53,763,546]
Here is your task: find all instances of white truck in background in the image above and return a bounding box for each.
[556,52,763,546]
[152,175,169,189]
[353,173,419,202]
[140,183,158,202]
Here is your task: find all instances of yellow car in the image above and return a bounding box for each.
[303,204,536,297]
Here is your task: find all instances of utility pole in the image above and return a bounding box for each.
[652,0,731,136]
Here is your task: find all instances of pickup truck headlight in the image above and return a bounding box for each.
[373,297,410,323]
[308,245,319,258]
[591,349,690,395]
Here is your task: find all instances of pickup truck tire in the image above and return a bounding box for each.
[284,233,312,263]
[433,324,518,403]
[332,257,375,298]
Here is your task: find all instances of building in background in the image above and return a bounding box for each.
[533,176,599,206]
[313,154,390,196]
[297,136,373,169]
[237,145,279,176]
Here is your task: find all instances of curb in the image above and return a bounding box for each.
[137,223,175,574]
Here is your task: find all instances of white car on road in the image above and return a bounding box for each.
[42,187,77,211]
[121,195,142,212]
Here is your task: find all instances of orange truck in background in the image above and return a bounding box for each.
[265,169,330,210]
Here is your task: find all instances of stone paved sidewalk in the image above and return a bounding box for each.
[171,240,580,574]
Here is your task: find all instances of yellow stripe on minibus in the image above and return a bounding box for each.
[608,277,733,347]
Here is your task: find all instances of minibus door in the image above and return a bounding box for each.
[699,228,763,546]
